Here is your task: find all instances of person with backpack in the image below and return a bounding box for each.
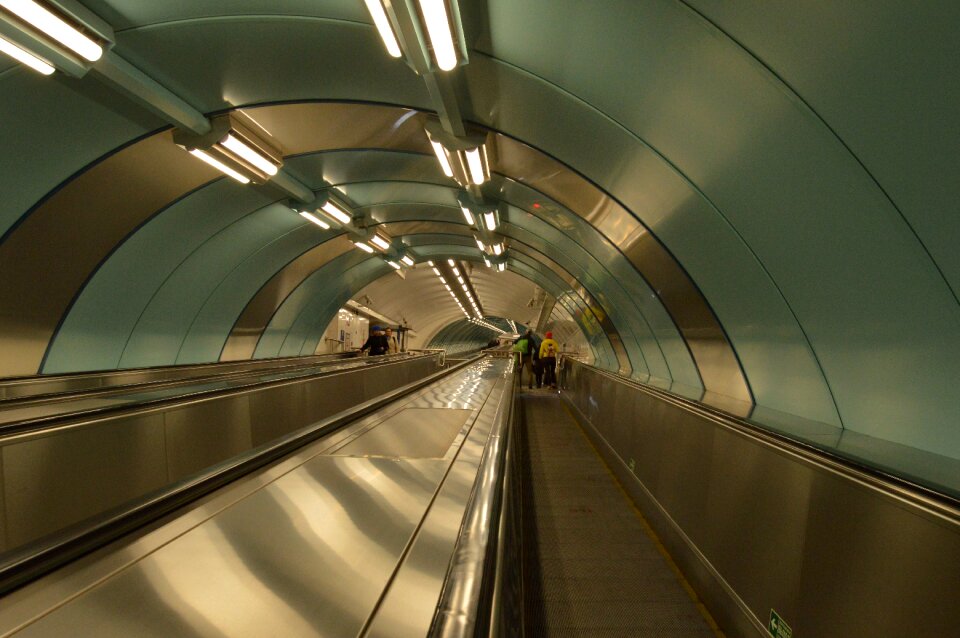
[512,330,537,389]
[539,331,559,388]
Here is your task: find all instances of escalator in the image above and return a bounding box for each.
[520,391,720,637]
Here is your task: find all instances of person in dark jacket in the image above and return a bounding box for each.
[360,325,389,356]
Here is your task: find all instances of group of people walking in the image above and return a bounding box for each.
[513,329,559,390]
[358,325,400,356]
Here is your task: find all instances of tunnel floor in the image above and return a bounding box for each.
[520,390,720,637]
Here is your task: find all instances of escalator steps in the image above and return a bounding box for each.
[520,394,717,637]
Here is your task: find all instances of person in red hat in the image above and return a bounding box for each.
[539,331,559,388]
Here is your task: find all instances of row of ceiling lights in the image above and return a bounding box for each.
[0,0,105,76]
[468,317,505,335]
[429,260,470,319]
[447,258,483,317]
[1,0,505,284]
[364,0,510,275]
[0,1,420,277]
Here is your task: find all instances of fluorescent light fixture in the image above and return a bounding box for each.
[427,260,434,266]
[432,267,441,276]
[465,147,486,185]
[321,201,352,225]
[363,0,401,58]
[299,211,330,229]
[444,284,451,291]
[0,34,52,74]
[220,134,278,176]
[430,141,453,177]
[354,241,375,253]
[493,243,503,256]
[483,211,497,231]
[497,262,506,271]
[475,238,485,251]
[189,149,250,184]
[461,206,475,225]
[370,234,391,251]
[387,260,401,270]
[456,276,464,284]
[484,258,491,268]
[0,0,102,61]
[401,255,414,266]
[417,0,457,71]
[447,259,456,267]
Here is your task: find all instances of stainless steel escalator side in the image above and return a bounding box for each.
[0,353,412,430]
[0,353,443,560]
[0,352,359,402]
[560,359,960,638]
[0,357,512,637]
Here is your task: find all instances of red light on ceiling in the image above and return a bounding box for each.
[532,202,541,209]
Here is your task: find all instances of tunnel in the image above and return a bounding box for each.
[0,1,957,636]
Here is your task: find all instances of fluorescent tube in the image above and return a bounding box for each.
[465,147,486,185]
[401,255,414,266]
[370,234,390,251]
[220,134,278,176]
[322,202,352,224]
[497,262,506,271]
[430,141,454,177]
[189,149,250,184]
[447,259,455,267]
[0,34,52,74]
[0,0,102,61]
[299,211,330,229]
[387,260,401,269]
[461,206,474,225]
[354,241,375,253]
[483,211,497,231]
[363,0,401,58]
[417,0,457,71]
[493,243,502,255]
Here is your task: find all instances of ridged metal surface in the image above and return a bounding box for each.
[521,392,715,637]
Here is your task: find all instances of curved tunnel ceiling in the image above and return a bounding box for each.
[0,1,956,460]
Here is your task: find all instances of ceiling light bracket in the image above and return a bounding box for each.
[173,113,283,184]
[425,118,491,187]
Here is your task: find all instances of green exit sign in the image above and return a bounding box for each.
[768,609,793,638]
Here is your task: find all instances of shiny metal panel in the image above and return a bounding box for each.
[563,360,960,637]
[2,414,168,550]
[365,360,511,637]
[12,456,449,638]
[164,397,253,481]
[334,408,471,458]
[2,357,509,638]
[0,355,439,555]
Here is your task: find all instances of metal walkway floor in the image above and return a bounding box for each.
[521,391,720,637]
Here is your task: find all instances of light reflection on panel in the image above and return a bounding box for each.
[13,457,448,638]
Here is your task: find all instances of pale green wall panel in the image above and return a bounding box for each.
[254,251,368,359]
[43,181,275,372]
[119,204,301,367]
[175,221,332,364]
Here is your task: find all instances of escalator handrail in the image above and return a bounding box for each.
[0,353,436,438]
[429,364,519,637]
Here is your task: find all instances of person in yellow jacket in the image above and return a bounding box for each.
[539,332,559,388]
